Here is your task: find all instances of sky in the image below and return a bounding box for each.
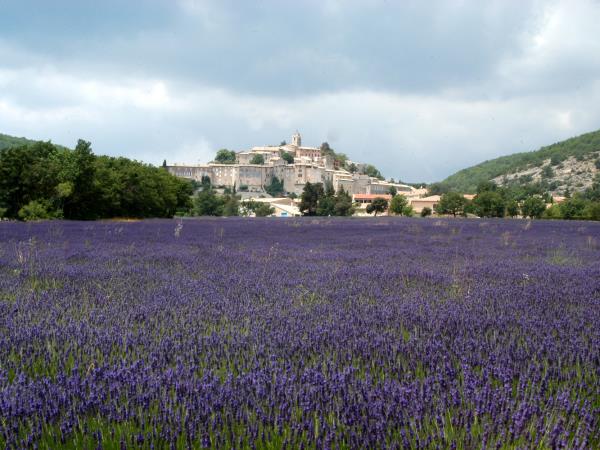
[1,0,599,182]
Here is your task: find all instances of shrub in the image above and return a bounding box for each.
[255,203,274,217]
[402,205,414,217]
[18,200,53,221]
[521,196,546,219]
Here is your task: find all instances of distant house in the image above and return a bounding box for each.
[353,194,393,204]
[353,194,393,216]
[247,197,301,217]
[410,195,441,214]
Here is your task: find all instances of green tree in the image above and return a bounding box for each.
[316,182,336,216]
[476,181,497,194]
[362,164,384,180]
[543,203,563,219]
[521,196,546,219]
[320,142,332,154]
[299,182,324,216]
[214,149,236,164]
[583,174,600,201]
[334,187,354,216]
[584,201,600,220]
[388,186,398,197]
[316,196,336,216]
[255,203,275,217]
[541,165,554,178]
[18,200,53,221]
[193,185,224,216]
[0,141,59,218]
[250,154,265,165]
[550,154,563,166]
[281,151,294,164]
[435,192,466,217]
[427,182,450,196]
[389,194,409,215]
[265,176,284,197]
[473,191,505,217]
[506,200,520,218]
[0,139,192,220]
[420,207,432,217]
[62,139,97,219]
[222,194,240,216]
[366,197,388,216]
[559,194,588,220]
[402,204,414,217]
[334,152,349,167]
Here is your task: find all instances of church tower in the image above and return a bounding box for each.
[291,130,301,147]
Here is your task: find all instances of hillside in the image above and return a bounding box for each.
[437,129,600,194]
[0,132,70,152]
[0,133,37,151]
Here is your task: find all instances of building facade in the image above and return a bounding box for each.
[167,132,418,197]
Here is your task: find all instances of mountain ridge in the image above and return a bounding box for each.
[436,129,600,194]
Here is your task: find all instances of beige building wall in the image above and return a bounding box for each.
[237,165,269,190]
[410,196,441,214]
[167,165,212,181]
[296,147,322,160]
[237,152,254,164]
[167,132,419,199]
[209,164,238,186]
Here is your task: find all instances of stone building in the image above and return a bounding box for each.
[167,132,418,197]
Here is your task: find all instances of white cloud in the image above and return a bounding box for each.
[1,1,600,181]
[170,138,214,166]
[496,0,600,94]
[2,63,600,181]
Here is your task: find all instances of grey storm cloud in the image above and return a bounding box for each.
[1,0,599,182]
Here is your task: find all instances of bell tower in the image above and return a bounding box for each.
[291,130,301,147]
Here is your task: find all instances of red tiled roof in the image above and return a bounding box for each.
[354,194,393,200]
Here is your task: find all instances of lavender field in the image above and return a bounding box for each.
[0,218,598,449]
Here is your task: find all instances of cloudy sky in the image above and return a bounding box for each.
[1,0,599,182]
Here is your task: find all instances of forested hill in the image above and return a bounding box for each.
[434,129,600,194]
[0,133,37,151]
[0,133,71,152]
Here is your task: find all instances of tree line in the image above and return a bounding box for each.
[298,182,354,216]
[434,179,600,220]
[6,139,597,221]
[0,140,193,220]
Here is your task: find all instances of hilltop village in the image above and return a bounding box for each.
[166,131,584,218]
[167,132,425,197]
[166,132,435,216]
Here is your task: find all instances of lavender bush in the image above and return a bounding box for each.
[0,218,598,449]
